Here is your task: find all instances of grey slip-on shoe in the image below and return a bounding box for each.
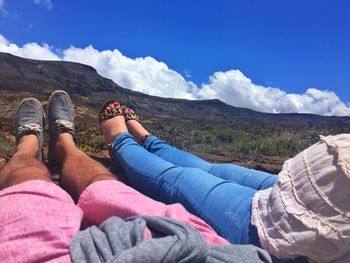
[47,90,75,165]
[14,98,45,161]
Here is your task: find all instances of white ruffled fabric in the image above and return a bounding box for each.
[251,134,350,263]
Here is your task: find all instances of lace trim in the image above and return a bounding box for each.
[18,123,42,134]
[252,159,348,260]
[252,147,350,261]
[253,188,338,261]
[55,119,74,132]
[303,147,350,218]
[278,151,349,243]
[320,135,350,179]
[251,190,283,257]
[267,187,295,244]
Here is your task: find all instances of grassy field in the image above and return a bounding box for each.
[1,91,350,173]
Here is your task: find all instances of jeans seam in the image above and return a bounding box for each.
[123,163,224,237]
[257,176,276,190]
[113,135,226,238]
[158,176,225,238]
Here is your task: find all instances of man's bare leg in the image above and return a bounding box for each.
[46,90,128,202]
[0,135,52,190]
[56,130,126,202]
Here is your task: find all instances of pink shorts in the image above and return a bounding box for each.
[0,180,228,262]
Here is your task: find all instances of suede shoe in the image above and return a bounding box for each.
[47,90,75,165]
[14,98,45,161]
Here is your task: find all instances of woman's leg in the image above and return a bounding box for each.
[107,131,259,245]
[101,103,260,244]
[126,119,277,190]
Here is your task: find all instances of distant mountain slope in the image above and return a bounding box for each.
[1,52,350,126]
[2,52,350,173]
[0,51,124,95]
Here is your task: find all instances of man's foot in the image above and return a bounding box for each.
[14,98,45,160]
[47,90,75,165]
[99,101,128,144]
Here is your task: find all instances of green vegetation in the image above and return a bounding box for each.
[1,111,348,161]
[1,95,350,173]
[188,126,316,156]
[71,118,319,159]
[144,119,349,159]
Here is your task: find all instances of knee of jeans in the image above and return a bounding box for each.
[259,175,277,190]
[144,139,167,155]
[158,165,185,181]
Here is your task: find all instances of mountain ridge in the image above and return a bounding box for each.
[1,52,350,126]
[1,52,350,173]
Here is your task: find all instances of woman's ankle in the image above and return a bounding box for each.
[100,115,128,144]
[126,120,150,144]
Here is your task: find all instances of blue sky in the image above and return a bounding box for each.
[1,0,350,115]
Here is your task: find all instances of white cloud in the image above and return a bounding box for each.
[32,0,53,10]
[63,46,196,99]
[195,70,350,116]
[0,34,349,116]
[0,35,59,60]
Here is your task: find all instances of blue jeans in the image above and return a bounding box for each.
[110,133,277,245]
[110,133,309,263]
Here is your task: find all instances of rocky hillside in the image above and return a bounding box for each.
[1,52,350,174]
[1,52,350,125]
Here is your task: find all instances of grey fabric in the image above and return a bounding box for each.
[70,216,272,263]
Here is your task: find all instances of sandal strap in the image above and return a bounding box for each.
[99,107,123,122]
[122,106,140,122]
